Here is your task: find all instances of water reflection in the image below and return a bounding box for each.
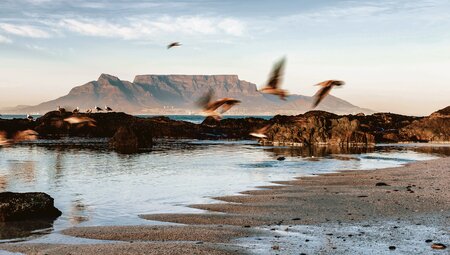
[8,160,36,184]
[0,176,6,191]
[69,197,90,225]
[262,146,375,159]
[0,220,55,241]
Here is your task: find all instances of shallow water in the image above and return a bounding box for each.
[0,139,448,242]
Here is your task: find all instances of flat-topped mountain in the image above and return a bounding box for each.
[2,74,373,115]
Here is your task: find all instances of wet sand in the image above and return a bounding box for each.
[1,157,448,254]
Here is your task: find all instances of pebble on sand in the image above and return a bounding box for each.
[431,243,447,250]
[375,182,390,186]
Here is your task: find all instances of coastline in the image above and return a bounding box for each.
[0,157,448,254]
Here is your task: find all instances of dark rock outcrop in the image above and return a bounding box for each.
[1,106,449,148]
[0,192,62,222]
[264,111,375,146]
[399,107,450,142]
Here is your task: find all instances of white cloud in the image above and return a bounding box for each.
[57,16,246,40]
[0,23,51,38]
[218,18,245,36]
[0,34,12,44]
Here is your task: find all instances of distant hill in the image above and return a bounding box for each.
[1,74,373,115]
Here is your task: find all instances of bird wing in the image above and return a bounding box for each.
[0,131,10,146]
[219,99,241,114]
[196,90,214,109]
[13,130,38,143]
[265,57,286,89]
[257,124,271,134]
[313,86,333,108]
[207,98,230,111]
[64,117,96,125]
[167,42,180,49]
[315,80,333,87]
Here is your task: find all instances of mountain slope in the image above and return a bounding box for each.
[2,74,373,115]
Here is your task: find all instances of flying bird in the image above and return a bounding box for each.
[312,80,345,108]
[105,106,113,112]
[259,57,288,100]
[167,42,181,49]
[73,107,80,114]
[64,116,96,127]
[95,106,103,112]
[250,125,271,139]
[86,109,92,113]
[12,129,38,143]
[0,131,8,146]
[196,90,241,120]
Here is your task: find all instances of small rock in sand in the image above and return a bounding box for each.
[389,246,396,250]
[376,182,389,186]
[425,239,432,243]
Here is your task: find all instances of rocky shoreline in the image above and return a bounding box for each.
[0,106,449,150]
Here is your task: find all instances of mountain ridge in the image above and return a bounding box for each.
[1,73,374,115]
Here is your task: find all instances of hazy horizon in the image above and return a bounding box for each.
[1,0,449,116]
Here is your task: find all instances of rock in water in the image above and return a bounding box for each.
[0,192,62,222]
[109,126,139,153]
[277,156,286,161]
[109,126,153,153]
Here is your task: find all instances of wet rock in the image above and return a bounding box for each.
[277,156,286,161]
[109,126,152,153]
[431,243,447,250]
[0,192,62,222]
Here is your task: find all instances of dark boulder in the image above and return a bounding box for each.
[0,192,62,222]
[109,126,153,153]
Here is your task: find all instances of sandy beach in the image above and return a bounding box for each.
[1,157,448,254]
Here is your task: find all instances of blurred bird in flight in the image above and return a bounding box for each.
[259,57,288,100]
[196,90,241,121]
[167,42,181,49]
[312,80,345,108]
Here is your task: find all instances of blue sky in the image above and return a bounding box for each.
[0,0,449,115]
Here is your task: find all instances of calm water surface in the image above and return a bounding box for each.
[0,138,449,242]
